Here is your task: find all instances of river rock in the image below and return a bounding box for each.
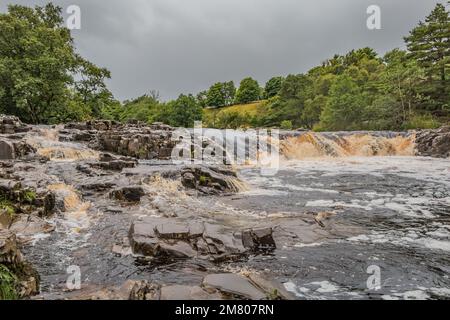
[241,227,276,252]
[129,218,246,261]
[9,215,54,242]
[0,139,15,160]
[415,126,450,158]
[202,273,266,300]
[181,165,245,195]
[109,186,145,202]
[0,115,31,134]
[0,139,36,160]
[87,153,138,171]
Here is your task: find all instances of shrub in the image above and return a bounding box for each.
[280,120,293,130]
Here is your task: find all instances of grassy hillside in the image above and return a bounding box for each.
[203,101,267,128]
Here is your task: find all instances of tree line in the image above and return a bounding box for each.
[0,3,448,130]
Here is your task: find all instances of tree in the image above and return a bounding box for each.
[206,83,226,107]
[319,75,369,131]
[73,57,113,118]
[264,76,284,98]
[168,94,203,127]
[223,81,236,106]
[196,90,208,108]
[120,94,160,122]
[404,3,450,112]
[235,77,260,104]
[380,49,426,124]
[0,3,113,124]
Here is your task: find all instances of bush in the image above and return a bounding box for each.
[280,120,293,130]
[403,114,441,130]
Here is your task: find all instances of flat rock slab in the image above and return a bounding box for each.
[155,221,204,240]
[129,218,246,261]
[160,285,222,300]
[9,215,55,242]
[202,273,266,300]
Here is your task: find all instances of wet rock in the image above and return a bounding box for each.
[202,223,246,261]
[0,139,36,160]
[181,165,246,195]
[314,211,335,228]
[76,164,94,175]
[0,179,54,216]
[80,182,116,192]
[0,178,21,195]
[9,215,54,242]
[241,227,276,252]
[160,285,222,300]
[0,229,39,298]
[0,115,30,134]
[129,218,245,261]
[128,280,160,300]
[0,140,15,160]
[65,120,117,131]
[88,154,137,171]
[202,273,266,300]
[63,120,176,160]
[154,221,204,240]
[63,280,160,300]
[247,274,295,300]
[109,186,145,202]
[415,126,450,158]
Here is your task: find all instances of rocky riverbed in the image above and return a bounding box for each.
[1,114,449,300]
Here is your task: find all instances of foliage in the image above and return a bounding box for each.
[235,77,260,104]
[0,265,18,300]
[404,3,450,113]
[264,76,284,98]
[280,120,293,130]
[166,94,203,127]
[0,198,15,217]
[0,2,447,131]
[0,3,117,124]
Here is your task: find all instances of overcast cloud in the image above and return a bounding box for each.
[0,0,442,101]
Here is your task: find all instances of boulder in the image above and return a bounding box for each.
[0,115,30,134]
[129,218,246,262]
[0,140,15,160]
[109,186,145,203]
[415,126,450,158]
[181,165,246,195]
[241,227,276,252]
[0,139,36,160]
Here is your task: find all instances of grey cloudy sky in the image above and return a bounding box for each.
[0,0,442,101]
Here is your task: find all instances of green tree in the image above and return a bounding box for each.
[319,75,369,131]
[0,3,113,124]
[235,77,260,104]
[264,76,284,98]
[206,83,226,107]
[73,57,113,118]
[404,3,450,112]
[168,94,203,127]
[196,90,208,108]
[223,81,236,106]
